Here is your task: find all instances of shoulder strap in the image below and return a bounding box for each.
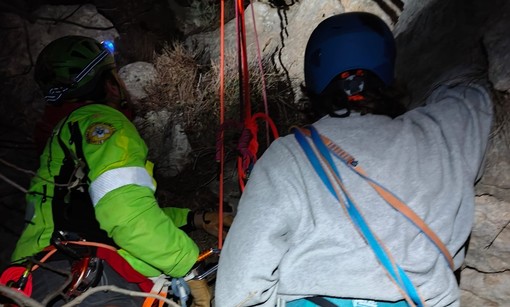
[52,113,118,247]
[300,126,454,270]
[293,126,425,307]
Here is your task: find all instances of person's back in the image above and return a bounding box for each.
[215,12,493,307]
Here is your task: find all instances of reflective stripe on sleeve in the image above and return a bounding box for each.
[89,166,156,206]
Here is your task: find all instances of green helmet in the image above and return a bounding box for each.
[34,35,116,104]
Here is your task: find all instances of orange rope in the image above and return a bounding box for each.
[216,2,280,244]
[248,0,271,147]
[236,113,279,191]
[237,0,252,122]
[232,1,280,191]
[31,241,118,271]
[218,0,226,249]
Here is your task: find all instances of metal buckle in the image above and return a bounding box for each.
[65,256,103,298]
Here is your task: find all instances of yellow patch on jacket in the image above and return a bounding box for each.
[86,123,116,144]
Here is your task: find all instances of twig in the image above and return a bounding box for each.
[485,219,510,249]
[0,158,36,176]
[0,285,44,307]
[61,285,181,307]
[0,172,28,193]
[0,158,85,188]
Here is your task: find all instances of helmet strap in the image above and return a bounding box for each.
[103,71,133,120]
[330,109,351,118]
[110,71,129,109]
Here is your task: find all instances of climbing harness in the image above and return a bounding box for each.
[1,234,219,307]
[293,125,454,307]
[1,234,145,304]
[288,296,409,307]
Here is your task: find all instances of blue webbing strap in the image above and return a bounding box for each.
[293,126,423,307]
[306,126,454,271]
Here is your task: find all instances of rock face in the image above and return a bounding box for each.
[0,0,509,305]
[118,61,158,101]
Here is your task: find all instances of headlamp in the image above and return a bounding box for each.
[101,40,115,54]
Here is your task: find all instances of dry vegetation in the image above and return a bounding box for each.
[142,41,303,149]
[139,42,307,221]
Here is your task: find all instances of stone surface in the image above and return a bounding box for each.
[118,61,158,101]
[133,110,192,178]
[483,1,510,92]
[466,196,510,271]
[461,268,510,306]
[185,0,345,94]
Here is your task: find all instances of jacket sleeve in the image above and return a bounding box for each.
[77,106,199,277]
[412,83,493,182]
[160,207,192,228]
[95,185,198,277]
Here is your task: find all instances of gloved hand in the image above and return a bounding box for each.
[194,211,234,238]
[187,279,212,307]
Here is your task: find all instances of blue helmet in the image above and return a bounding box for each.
[304,12,396,96]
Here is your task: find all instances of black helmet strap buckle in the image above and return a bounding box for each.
[45,86,71,104]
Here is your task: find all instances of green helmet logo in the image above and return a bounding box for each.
[34,35,116,104]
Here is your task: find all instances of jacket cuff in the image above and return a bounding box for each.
[180,210,196,233]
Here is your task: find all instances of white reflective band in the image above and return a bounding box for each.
[89,166,155,206]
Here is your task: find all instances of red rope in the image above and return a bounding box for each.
[216,1,281,245]
[236,0,252,122]
[217,0,226,248]
[248,0,271,147]
[236,113,279,191]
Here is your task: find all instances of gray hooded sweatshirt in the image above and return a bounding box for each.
[215,84,493,307]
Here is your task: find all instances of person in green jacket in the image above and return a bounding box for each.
[7,35,228,306]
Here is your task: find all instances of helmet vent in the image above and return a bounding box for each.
[69,67,82,75]
[83,41,99,53]
[71,50,88,59]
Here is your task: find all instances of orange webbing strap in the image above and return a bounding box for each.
[142,275,168,307]
[316,147,420,306]
[299,128,454,270]
[356,169,454,270]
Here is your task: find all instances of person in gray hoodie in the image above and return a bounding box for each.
[215,12,493,307]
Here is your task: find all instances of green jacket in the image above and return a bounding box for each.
[12,103,199,277]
